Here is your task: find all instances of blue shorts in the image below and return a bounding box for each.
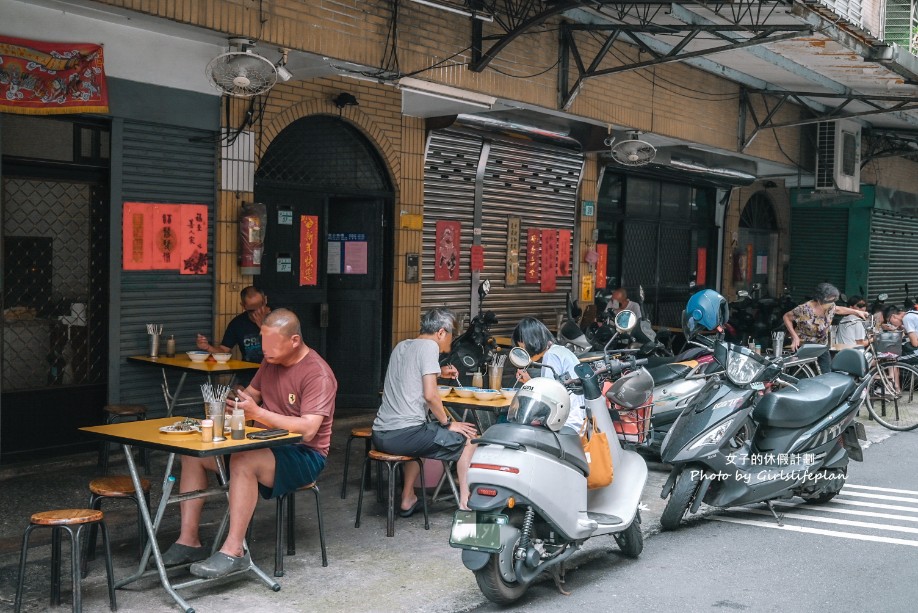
[372,422,466,462]
[226,445,326,500]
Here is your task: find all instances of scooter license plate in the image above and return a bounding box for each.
[448,510,508,553]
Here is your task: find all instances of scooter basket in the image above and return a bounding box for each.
[873,331,903,356]
[611,401,653,445]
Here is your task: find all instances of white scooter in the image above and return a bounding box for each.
[450,311,652,604]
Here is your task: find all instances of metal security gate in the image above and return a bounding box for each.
[114,120,216,414]
[422,130,582,336]
[868,209,918,303]
[787,208,849,301]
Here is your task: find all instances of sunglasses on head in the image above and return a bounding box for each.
[856,302,867,308]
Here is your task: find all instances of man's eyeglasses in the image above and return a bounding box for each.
[855,303,867,308]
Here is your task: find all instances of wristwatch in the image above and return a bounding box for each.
[439,416,452,427]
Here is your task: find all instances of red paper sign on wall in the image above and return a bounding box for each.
[696,247,707,287]
[541,229,557,293]
[300,215,319,286]
[435,220,461,281]
[595,244,608,289]
[526,229,540,283]
[470,245,484,272]
[180,204,208,274]
[557,230,571,277]
[122,202,208,274]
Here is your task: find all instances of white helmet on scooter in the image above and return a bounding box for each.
[507,377,570,432]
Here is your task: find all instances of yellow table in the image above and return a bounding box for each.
[442,393,512,433]
[80,418,301,612]
[128,355,261,417]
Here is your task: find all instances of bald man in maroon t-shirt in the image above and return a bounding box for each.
[163,309,336,579]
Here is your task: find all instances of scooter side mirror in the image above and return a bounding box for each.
[478,279,491,301]
[613,309,638,334]
[878,293,888,301]
[508,346,531,369]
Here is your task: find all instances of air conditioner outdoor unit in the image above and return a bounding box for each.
[815,120,861,193]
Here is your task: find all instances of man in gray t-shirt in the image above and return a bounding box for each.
[372,308,478,513]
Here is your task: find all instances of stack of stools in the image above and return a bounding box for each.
[355,450,429,537]
[82,475,151,576]
[273,482,328,577]
[98,403,150,475]
[340,426,373,499]
[14,509,117,613]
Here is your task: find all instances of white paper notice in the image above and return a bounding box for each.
[327,241,342,274]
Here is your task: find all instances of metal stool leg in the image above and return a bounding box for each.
[415,458,430,531]
[68,525,83,613]
[340,435,355,499]
[98,521,117,612]
[386,461,397,537]
[354,455,372,528]
[286,494,296,555]
[310,485,328,567]
[14,525,36,613]
[50,527,62,607]
[82,494,102,577]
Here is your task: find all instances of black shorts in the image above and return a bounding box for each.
[372,422,466,462]
[225,444,326,500]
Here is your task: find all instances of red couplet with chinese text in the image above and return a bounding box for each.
[300,215,319,286]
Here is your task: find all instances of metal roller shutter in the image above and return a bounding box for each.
[787,208,848,302]
[422,130,582,336]
[114,120,217,414]
[868,209,918,304]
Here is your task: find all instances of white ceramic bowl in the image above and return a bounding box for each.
[473,389,501,401]
[453,387,477,398]
[186,351,209,363]
[437,385,453,398]
[500,387,518,400]
[211,352,232,363]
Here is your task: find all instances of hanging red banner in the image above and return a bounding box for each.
[435,220,461,281]
[180,205,208,275]
[541,229,557,293]
[557,230,571,277]
[696,247,707,287]
[470,245,484,272]
[122,203,153,271]
[0,36,109,115]
[526,229,540,283]
[300,215,319,286]
[745,243,754,284]
[596,243,608,289]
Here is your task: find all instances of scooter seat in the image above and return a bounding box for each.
[479,422,589,477]
[752,373,856,428]
[646,362,694,386]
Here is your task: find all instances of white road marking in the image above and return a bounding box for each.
[837,490,918,504]
[833,498,918,514]
[845,484,918,497]
[773,501,918,523]
[707,516,918,547]
[729,507,918,535]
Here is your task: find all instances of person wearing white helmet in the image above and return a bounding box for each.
[511,317,585,431]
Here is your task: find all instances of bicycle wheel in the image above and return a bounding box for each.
[784,361,817,379]
[865,362,918,431]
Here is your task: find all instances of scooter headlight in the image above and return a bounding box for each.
[688,418,735,450]
[724,346,767,386]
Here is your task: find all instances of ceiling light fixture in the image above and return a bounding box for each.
[275,48,292,82]
[408,0,494,22]
[398,77,496,109]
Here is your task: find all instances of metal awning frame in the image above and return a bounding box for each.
[558,22,812,108]
[740,89,918,150]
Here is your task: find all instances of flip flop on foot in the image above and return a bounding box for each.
[398,499,423,518]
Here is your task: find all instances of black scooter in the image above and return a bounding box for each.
[658,335,870,530]
[442,280,498,378]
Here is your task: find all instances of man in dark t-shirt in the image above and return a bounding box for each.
[167,308,337,579]
[197,286,269,363]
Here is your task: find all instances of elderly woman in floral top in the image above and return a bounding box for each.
[783,282,866,373]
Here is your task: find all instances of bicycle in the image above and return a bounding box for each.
[861,329,918,431]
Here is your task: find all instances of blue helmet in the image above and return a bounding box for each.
[682,289,729,336]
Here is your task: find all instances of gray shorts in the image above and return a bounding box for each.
[372,422,466,462]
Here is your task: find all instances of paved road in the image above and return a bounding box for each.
[465,429,918,612]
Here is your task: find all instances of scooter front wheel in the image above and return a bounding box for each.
[660,467,703,531]
[613,509,643,558]
[474,554,527,605]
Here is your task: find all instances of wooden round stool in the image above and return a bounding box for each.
[82,475,152,576]
[355,450,429,537]
[340,426,373,499]
[98,404,150,475]
[14,509,116,613]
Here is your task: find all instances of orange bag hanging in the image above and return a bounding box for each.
[580,416,614,489]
